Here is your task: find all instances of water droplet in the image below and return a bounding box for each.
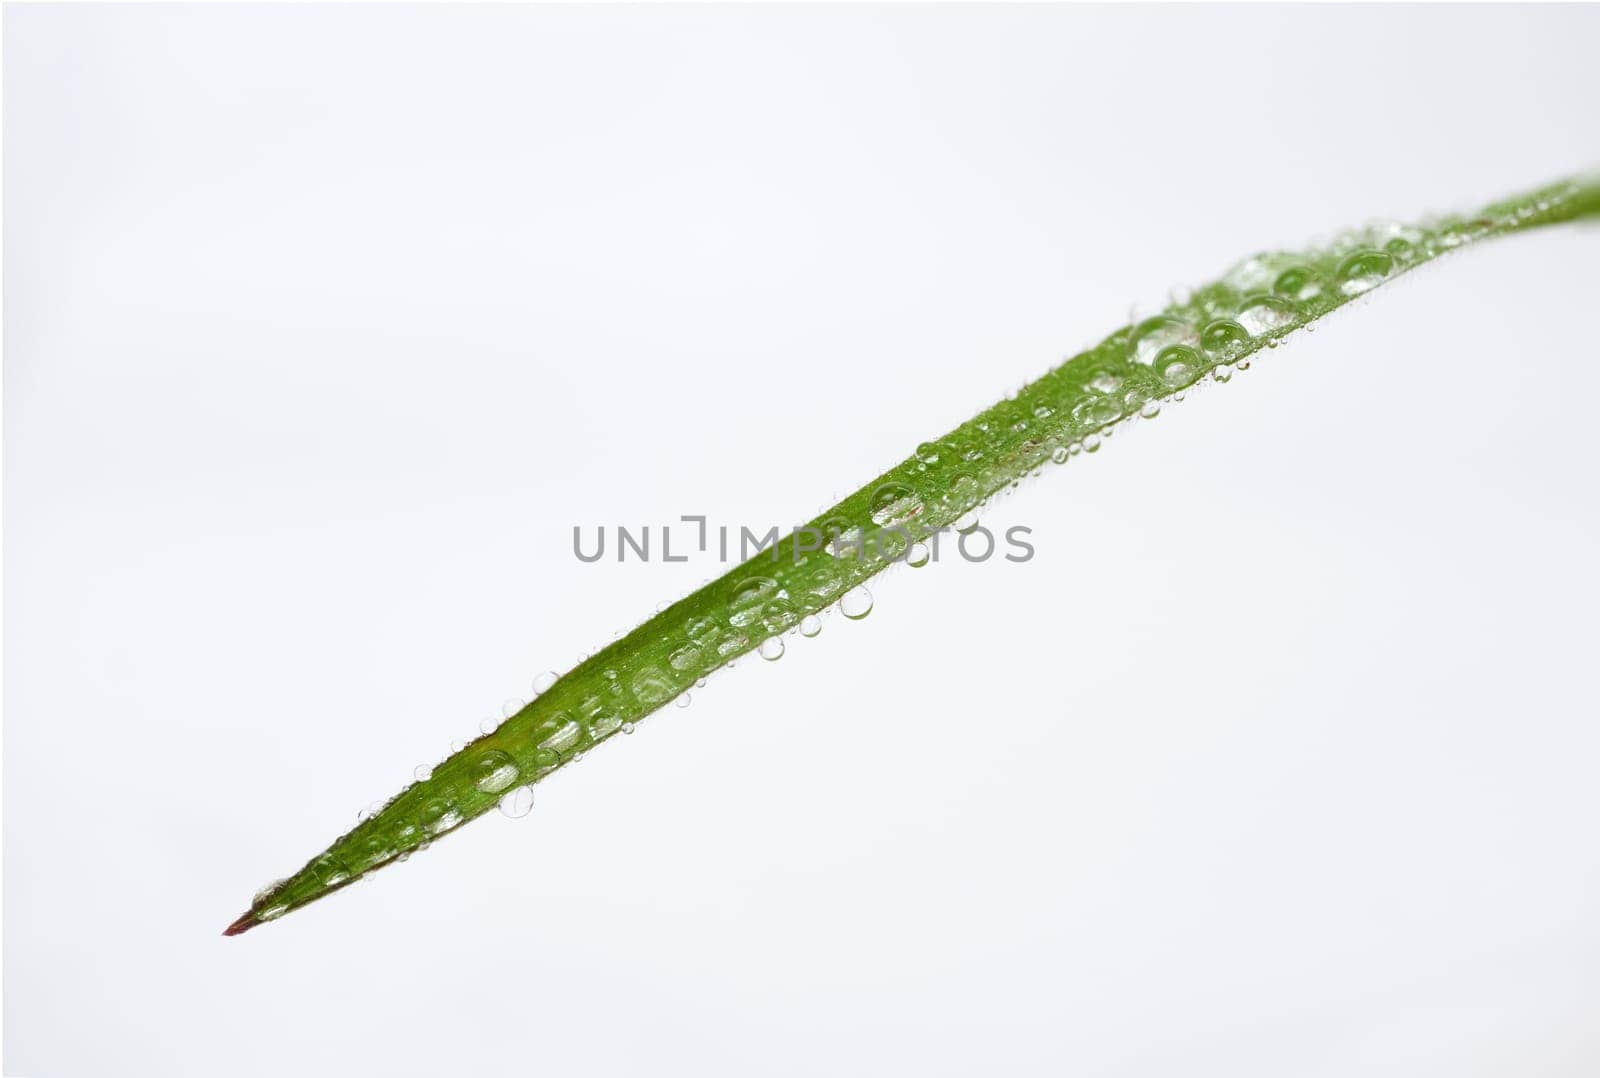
[728,577,780,618]
[840,586,874,620]
[537,712,582,754]
[480,716,501,734]
[581,692,624,738]
[449,738,467,753]
[1234,295,1298,336]
[1337,249,1393,295]
[1121,375,1156,412]
[413,763,434,782]
[736,577,782,608]
[954,510,980,534]
[1075,393,1124,432]
[870,482,924,527]
[1129,316,1198,365]
[1088,370,1124,394]
[825,522,865,559]
[630,667,675,705]
[420,798,462,835]
[1154,345,1202,389]
[1050,446,1070,465]
[531,671,558,696]
[498,786,535,818]
[674,692,692,708]
[359,835,392,867]
[1272,266,1321,302]
[685,616,719,642]
[1221,253,1277,292]
[759,636,786,661]
[906,541,931,567]
[799,614,823,637]
[472,750,519,793]
[1201,319,1250,353]
[1140,400,1161,419]
[943,475,981,518]
[358,800,385,821]
[1083,434,1103,453]
[761,597,799,634]
[711,630,747,657]
[915,441,941,465]
[310,854,350,887]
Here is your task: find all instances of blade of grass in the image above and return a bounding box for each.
[226,174,1600,936]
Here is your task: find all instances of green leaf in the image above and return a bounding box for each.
[226,174,1600,935]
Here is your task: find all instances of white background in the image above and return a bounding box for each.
[6,5,1599,1076]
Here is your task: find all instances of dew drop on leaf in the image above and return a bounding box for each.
[1131,317,1198,365]
[1234,296,1298,336]
[472,750,519,794]
[498,786,535,819]
[1337,249,1394,295]
[1272,266,1321,301]
[420,798,463,835]
[311,855,349,887]
[585,708,623,739]
[537,713,582,755]
[840,586,874,620]
[870,482,924,527]
[1154,345,1202,388]
[630,667,675,705]
[1200,319,1250,353]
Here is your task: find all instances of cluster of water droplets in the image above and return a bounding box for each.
[256,179,1598,921]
